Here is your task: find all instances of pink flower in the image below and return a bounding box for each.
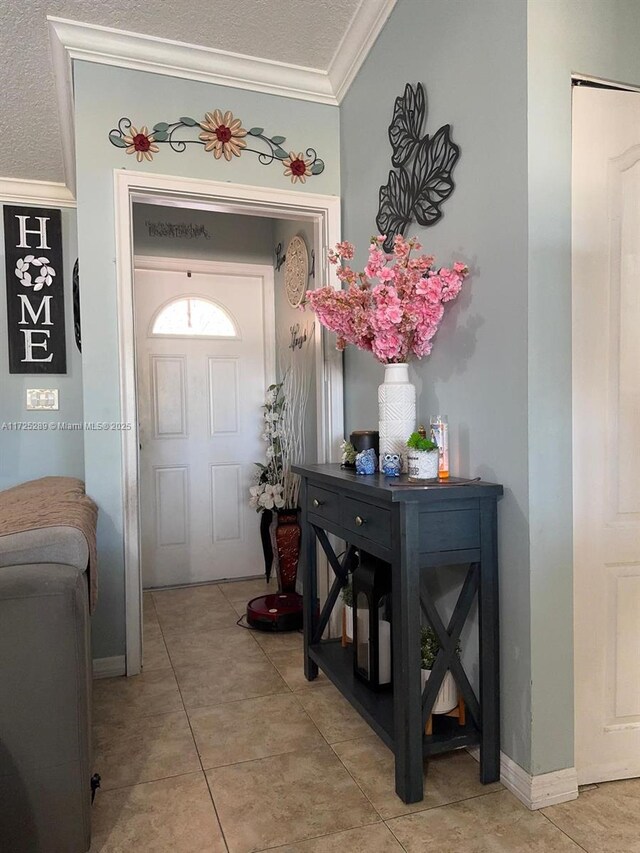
[305,240,469,364]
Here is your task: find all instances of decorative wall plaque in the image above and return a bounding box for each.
[3,206,66,374]
[376,83,461,252]
[284,236,309,307]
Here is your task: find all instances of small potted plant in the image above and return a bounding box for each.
[406,431,439,480]
[421,625,459,714]
[341,579,353,646]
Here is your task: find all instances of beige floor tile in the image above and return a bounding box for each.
[143,593,159,629]
[189,693,324,768]
[269,649,327,692]
[387,789,583,852]
[175,655,289,709]
[252,628,304,655]
[143,621,171,671]
[296,683,372,744]
[543,777,640,852]
[93,710,200,791]
[333,736,502,819]
[268,823,404,852]
[165,624,263,667]
[153,584,240,635]
[90,772,226,852]
[207,745,379,853]
[93,668,183,723]
[218,577,275,615]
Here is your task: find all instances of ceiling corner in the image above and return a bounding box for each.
[328,0,398,102]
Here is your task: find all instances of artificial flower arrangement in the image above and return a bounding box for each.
[306,234,468,363]
[249,381,299,512]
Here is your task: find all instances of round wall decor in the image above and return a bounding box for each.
[284,235,309,308]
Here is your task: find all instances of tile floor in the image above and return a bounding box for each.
[90,579,640,852]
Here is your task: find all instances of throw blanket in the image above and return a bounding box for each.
[0,477,98,612]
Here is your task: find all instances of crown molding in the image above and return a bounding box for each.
[328,0,397,102]
[47,2,396,196]
[0,177,76,208]
[48,17,337,104]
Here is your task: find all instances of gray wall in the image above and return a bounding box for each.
[74,59,340,660]
[340,0,532,771]
[133,204,274,263]
[0,207,84,490]
[527,0,640,776]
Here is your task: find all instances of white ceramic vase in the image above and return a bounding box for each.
[421,669,458,714]
[378,363,416,467]
[407,449,439,480]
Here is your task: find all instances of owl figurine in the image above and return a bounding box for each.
[381,452,403,477]
[355,447,377,475]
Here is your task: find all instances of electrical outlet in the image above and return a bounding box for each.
[26,389,59,411]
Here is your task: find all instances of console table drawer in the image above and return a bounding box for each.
[307,485,340,524]
[342,495,391,548]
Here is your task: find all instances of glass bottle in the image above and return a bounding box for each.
[430,415,449,479]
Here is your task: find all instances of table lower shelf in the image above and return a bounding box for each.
[308,639,481,757]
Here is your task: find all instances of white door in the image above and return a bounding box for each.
[134,260,274,588]
[573,86,640,784]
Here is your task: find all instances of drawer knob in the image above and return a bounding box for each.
[313,498,323,508]
[355,515,365,526]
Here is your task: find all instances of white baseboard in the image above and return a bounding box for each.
[93,655,126,679]
[467,748,578,809]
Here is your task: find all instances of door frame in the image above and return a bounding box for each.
[114,170,342,675]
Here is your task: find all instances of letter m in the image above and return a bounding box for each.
[18,294,53,326]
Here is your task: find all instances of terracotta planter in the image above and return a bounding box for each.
[275,510,301,593]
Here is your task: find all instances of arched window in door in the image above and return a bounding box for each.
[150,296,239,338]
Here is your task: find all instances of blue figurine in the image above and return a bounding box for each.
[381,452,403,477]
[355,447,377,475]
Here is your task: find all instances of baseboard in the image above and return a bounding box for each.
[467,748,578,809]
[93,656,126,679]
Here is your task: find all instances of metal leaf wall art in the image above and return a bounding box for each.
[376,83,460,252]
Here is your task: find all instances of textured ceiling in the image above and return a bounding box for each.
[1,0,361,184]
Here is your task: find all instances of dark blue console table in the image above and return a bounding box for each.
[292,463,503,804]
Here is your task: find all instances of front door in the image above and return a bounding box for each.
[134,261,274,587]
[573,85,640,783]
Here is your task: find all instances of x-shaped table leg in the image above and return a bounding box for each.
[420,563,481,729]
[311,525,357,645]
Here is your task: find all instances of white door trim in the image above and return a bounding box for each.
[114,169,342,675]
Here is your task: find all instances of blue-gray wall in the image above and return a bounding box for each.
[0,207,84,490]
[73,60,340,660]
[340,0,532,770]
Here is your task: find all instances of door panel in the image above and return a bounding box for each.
[573,86,640,783]
[135,264,272,587]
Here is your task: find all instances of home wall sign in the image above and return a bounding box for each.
[376,83,461,252]
[3,206,66,374]
[109,110,325,184]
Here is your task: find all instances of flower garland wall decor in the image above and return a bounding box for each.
[109,110,325,184]
[376,83,460,252]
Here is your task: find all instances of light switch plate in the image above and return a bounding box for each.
[26,389,59,411]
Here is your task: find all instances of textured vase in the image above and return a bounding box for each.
[378,363,416,466]
[421,669,458,714]
[275,510,301,593]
